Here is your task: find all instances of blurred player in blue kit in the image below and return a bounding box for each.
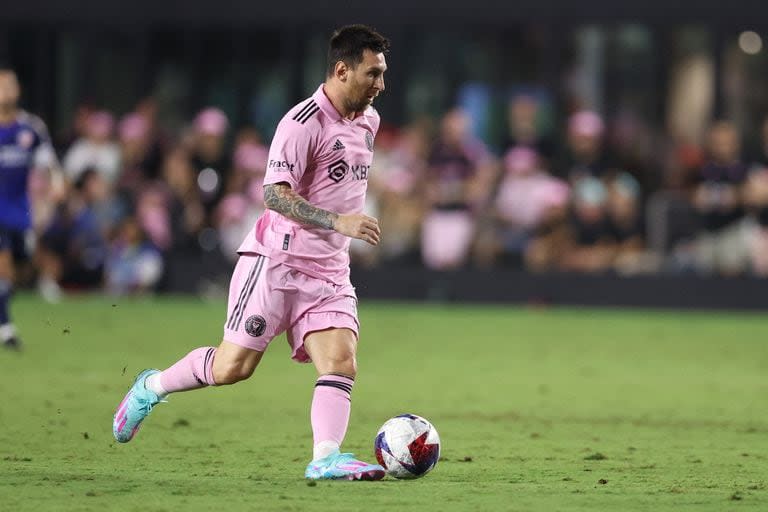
[0,67,62,350]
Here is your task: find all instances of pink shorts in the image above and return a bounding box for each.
[223,253,359,362]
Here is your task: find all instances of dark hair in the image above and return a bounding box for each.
[327,24,390,77]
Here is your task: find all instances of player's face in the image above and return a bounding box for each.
[344,49,387,113]
[0,72,20,110]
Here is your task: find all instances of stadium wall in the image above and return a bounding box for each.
[163,255,768,310]
[351,268,768,310]
[5,0,767,25]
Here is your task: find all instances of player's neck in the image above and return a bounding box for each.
[322,82,356,121]
[0,106,17,125]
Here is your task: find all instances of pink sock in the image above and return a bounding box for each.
[311,374,354,456]
[159,347,217,393]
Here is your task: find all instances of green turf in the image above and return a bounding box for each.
[1,294,767,511]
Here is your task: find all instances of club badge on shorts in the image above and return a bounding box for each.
[245,315,267,337]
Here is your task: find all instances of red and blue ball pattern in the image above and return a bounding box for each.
[374,414,441,479]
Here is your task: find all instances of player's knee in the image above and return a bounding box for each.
[212,360,255,385]
[319,351,357,378]
[0,257,14,282]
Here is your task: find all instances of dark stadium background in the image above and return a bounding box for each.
[3,0,768,308]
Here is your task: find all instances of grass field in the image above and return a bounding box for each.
[1,294,767,511]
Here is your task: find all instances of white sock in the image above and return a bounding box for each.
[38,276,62,303]
[145,372,169,399]
[313,440,340,461]
[0,324,16,342]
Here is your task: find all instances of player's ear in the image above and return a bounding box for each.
[334,61,348,82]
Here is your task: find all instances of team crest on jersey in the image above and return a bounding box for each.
[364,131,374,152]
[328,158,349,183]
[245,315,267,337]
[16,130,34,149]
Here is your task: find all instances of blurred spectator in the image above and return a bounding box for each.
[559,176,617,273]
[662,132,705,193]
[127,147,206,263]
[368,121,430,265]
[190,107,231,215]
[57,104,94,150]
[349,128,396,268]
[37,169,109,299]
[421,109,496,270]
[118,112,163,183]
[503,94,557,164]
[232,125,265,149]
[607,173,643,245]
[216,194,258,263]
[558,110,612,184]
[225,140,268,195]
[747,116,768,169]
[690,121,750,275]
[743,167,768,276]
[474,146,570,267]
[114,113,153,217]
[607,110,658,194]
[63,110,121,185]
[606,172,651,274]
[105,217,164,295]
[215,140,269,261]
[19,70,768,291]
[136,185,173,252]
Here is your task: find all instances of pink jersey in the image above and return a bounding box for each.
[237,84,380,285]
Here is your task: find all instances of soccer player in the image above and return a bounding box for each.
[0,68,62,350]
[113,25,389,481]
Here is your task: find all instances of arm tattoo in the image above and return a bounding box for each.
[264,183,338,230]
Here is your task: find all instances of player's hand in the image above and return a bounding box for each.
[334,213,381,246]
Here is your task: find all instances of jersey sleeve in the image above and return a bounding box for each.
[262,118,314,189]
[28,114,61,170]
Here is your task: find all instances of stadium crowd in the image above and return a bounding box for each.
[24,94,768,298]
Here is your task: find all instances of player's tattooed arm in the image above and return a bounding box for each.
[264,182,381,245]
[264,182,338,230]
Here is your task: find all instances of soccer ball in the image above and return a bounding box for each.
[374,414,441,479]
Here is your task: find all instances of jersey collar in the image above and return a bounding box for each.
[313,84,370,123]
[313,84,345,123]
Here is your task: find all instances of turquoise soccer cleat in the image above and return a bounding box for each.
[112,369,163,443]
[305,450,386,481]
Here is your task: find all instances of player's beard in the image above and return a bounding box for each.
[345,91,372,114]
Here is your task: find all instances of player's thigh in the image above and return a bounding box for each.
[304,328,358,376]
[287,279,360,365]
[0,250,12,280]
[222,253,291,353]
